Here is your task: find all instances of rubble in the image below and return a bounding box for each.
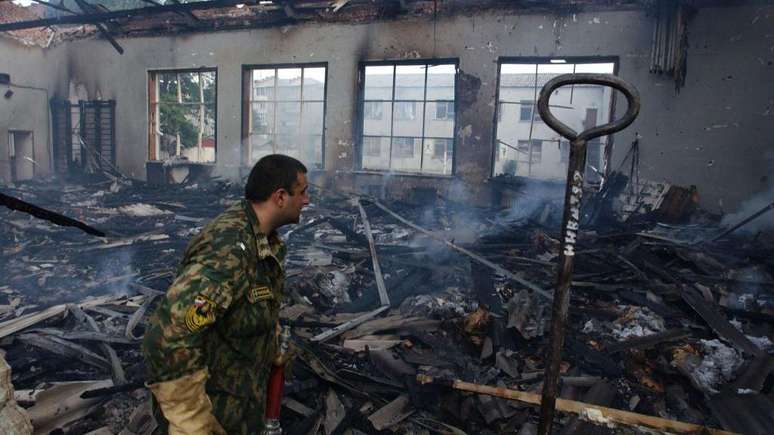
[1,174,773,434]
[610,306,666,341]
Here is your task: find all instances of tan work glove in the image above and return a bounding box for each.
[147,368,226,435]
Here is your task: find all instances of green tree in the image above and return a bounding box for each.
[157,72,215,155]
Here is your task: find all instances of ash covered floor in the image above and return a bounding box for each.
[1,174,773,434]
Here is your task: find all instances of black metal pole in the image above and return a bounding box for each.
[537,137,586,434]
[534,73,640,435]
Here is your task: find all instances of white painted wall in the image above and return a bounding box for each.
[0,37,66,183]
[1,4,772,211]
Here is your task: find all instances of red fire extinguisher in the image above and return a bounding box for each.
[264,325,291,435]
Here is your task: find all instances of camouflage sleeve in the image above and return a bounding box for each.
[143,232,248,383]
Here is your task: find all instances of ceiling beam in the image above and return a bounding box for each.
[29,0,77,14]
[73,0,125,54]
[0,0,253,32]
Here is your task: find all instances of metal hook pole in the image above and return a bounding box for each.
[535,73,640,435]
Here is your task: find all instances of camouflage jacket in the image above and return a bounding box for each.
[142,199,286,429]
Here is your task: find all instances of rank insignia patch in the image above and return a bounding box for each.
[185,296,216,332]
[248,286,273,303]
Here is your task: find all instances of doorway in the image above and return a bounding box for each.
[8,130,35,182]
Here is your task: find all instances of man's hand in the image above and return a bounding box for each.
[147,369,226,435]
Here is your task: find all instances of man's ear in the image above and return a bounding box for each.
[273,188,289,206]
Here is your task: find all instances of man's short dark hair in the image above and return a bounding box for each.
[245,154,307,202]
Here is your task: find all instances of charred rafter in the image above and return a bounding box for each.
[73,0,125,54]
[0,0,256,32]
[0,191,106,237]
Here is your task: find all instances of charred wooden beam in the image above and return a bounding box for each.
[711,201,774,242]
[170,0,205,23]
[0,0,250,32]
[369,199,553,300]
[356,199,390,307]
[418,375,739,435]
[309,305,389,343]
[30,0,76,14]
[681,286,764,357]
[0,191,105,237]
[73,0,125,54]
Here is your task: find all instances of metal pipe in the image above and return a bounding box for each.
[535,73,639,435]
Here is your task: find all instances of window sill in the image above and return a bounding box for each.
[147,160,216,167]
[343,169,456,180]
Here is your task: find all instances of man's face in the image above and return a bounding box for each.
[283,172,310,224]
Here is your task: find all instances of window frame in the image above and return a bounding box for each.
[148,67,218,163]
[241,62,328,170]
[491,56,619,178]
[356,58,459,176]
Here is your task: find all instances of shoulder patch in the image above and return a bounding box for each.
[185,295,216,332]
[247,286,273,304]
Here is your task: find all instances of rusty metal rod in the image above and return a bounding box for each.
[535,73,640,435]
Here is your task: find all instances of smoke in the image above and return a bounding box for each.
[720,184,774,234]
[447,178,473,204]
[92,248,137,297]
[501,180,565,229]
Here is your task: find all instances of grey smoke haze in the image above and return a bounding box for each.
[721,184,774,234]
[502,181,564,229]
[94,248,137,297]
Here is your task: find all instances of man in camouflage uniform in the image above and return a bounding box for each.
[142,154,309,434]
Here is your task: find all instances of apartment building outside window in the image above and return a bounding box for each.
[244,64,326,169]
[493,58,617,183]
[359,60,457,175]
